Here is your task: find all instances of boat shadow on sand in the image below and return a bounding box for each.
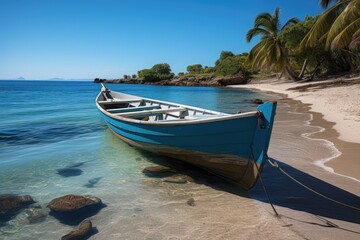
[142,152,360,229]
[250,158,360,228]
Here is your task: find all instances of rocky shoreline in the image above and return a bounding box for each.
[94,75,249,87]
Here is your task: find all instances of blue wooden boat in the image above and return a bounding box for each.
[96,84,277,190]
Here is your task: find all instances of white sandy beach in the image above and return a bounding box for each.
[230,76,360,181]
[230,76,360,144]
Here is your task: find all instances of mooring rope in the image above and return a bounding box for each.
[253,159,279,216]
[250,146,279,216]
[266,156,360,212]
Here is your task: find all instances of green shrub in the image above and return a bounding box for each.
[138,63,174,82]
[186,64,203,74]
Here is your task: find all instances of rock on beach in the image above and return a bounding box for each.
[61,219,93,240]
[0,194,35,221]
[47,195,102,212]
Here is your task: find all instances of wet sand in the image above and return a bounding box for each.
[310,108,360,181]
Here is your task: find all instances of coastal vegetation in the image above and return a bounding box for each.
[244,0,359,82]
[137,63,175,82]
[95,0,359,85]
[246,7,300,80]
[302,0,360,51]
[94,51,253,86]
[300,0,360,73]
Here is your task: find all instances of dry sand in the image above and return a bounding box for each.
[230,76,360,144]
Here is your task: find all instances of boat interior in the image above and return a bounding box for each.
[97,88,229,122]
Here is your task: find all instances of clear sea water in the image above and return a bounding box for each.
[0,80,278,239]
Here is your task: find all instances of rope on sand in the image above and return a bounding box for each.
[250,146,279,216]
[253,158,279,216]
[267,156,360,212]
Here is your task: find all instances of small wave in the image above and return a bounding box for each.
[287,105,360,183]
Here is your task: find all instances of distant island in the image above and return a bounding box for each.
[93,74,249,87]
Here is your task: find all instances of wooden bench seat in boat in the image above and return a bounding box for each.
[107,105,161,113]
[114,107,187,118]
[155,113,227,122]
[184,114,225,120]
[98,98,143,104]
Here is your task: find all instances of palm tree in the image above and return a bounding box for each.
[320,0,339,8]
[246,8,300,80]
[301,0,360,51]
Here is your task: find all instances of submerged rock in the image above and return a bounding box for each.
[142,165,176,174]
[186,198,195,207]
[61,219,93,240]
[25,208,47,223]
[162,176,188,184]
[0,194,35,222]
[47,195,102,213]
[57,168,83,177]
[84,177,102,188]
[253,99,264,104]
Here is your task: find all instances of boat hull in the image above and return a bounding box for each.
[98,101,276,190]
[109,128,259,189]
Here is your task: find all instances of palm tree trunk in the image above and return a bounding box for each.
[278,70,284,79]
[298,58,308,79]
[283,66,301,81]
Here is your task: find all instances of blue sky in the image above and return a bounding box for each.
[0,0,324,80]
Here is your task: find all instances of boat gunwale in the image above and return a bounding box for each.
[95,89,259,126]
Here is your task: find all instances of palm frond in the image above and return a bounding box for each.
[248,42,267,63]
[326,0,360,48]
[331,17,360,49]
[246,27,272,42]
[349,36,360,52]
[272,8,281,34]
[249,42,273,69]
[352,27,360,39]
[254,13,274,32]
[320,0,340,8]
[300,0,349,49]
[254,13,272,26]
[281,17,300,31]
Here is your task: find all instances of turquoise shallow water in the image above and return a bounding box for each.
[0,80,277,239]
